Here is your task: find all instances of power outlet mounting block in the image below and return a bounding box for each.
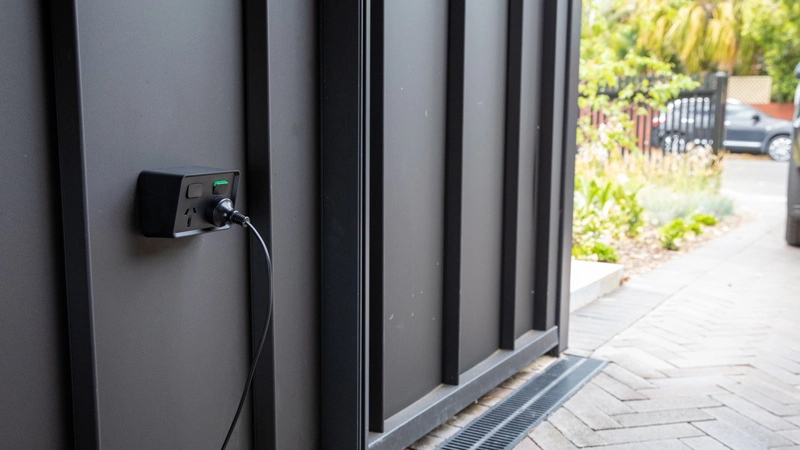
[138,166,240,238]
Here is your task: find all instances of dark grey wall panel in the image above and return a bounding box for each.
[268,0,321,447]
[0,2,71,448]
[459,0,508,373]
[534,0,569,333]
[383,0,449,419]
[515,0,544,339]
[75,1,251,448]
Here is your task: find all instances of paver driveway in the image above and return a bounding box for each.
[519,161,800,449]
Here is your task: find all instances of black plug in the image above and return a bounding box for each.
[207,196,249,228]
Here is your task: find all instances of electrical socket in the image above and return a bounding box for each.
[138,167,240,238]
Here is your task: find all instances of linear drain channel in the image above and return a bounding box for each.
[438,356,607,450]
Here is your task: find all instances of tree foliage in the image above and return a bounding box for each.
[587,0,800,101]
[742,0,800,101]
[579,1,698,154]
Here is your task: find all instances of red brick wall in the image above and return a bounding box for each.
[751,103,794,120]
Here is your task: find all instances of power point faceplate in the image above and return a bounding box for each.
[138,167,240,238]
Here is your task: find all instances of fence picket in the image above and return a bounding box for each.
[580,73,728,157]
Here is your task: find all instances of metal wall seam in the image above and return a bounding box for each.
[500,0,525,351]
[368,0,386,434]
[319,0,368,445]
[243,0,277,447]
[48,1,101,448]
[532,0,568,333]
[442,0,467,386]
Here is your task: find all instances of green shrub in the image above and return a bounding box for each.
[572,172,646,262]
[658,218,690,251]
[687,221,704,236]
[571,149,733,260]
[573,174,643,238]
[690,213,718,226]
[614,183,645,237]
[657,213,719,251]
[572,239,619,263]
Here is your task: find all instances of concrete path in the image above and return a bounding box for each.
[519,160,800,449]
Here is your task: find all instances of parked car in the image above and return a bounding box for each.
[788,117,800,246]
[787,63,800,246]
[651,98,793,161]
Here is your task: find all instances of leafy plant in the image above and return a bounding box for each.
[573,143,731,259]
[657,213,719,250]
[572,172,645,260]
[615,183,645,237]
[691,213,718,226]
[658,218,690,251]
[573,239,619,263]
[688,221,704,236]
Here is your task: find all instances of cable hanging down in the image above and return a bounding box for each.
[208,197,273,450]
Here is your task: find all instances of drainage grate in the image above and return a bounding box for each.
[438,356,607,450]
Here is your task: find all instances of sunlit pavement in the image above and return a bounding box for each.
[518,158,800,449]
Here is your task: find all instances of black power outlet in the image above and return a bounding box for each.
[138,167,240,238]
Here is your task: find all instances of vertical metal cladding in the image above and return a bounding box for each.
[514,0,544,339]
[459,0,509,373]
[382,0,450,419]
[266,0,322,447]
[0,1,71,448]
[67,1,250,448]
[0,0,581,447]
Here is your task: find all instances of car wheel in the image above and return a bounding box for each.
[767,135,792,162]
[663,133,686,154]
[788,216,800,247]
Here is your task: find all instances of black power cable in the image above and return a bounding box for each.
[208,197,273,450]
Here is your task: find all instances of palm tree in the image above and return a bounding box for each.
[633,0,683,64]
[665,2,711,72]
[700,1,738,72]
[626,0,745,74]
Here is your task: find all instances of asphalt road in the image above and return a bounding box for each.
[722,158,789,200]
[722,158,790,218]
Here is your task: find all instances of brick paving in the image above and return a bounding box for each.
[514,162,800,449]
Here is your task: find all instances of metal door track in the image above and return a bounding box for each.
[438,356,606,450]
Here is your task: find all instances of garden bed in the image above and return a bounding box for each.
[614,212,751,279]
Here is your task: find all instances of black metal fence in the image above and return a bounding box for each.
[581,73,729,156]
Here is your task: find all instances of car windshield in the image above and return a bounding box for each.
[725,101,758,118]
